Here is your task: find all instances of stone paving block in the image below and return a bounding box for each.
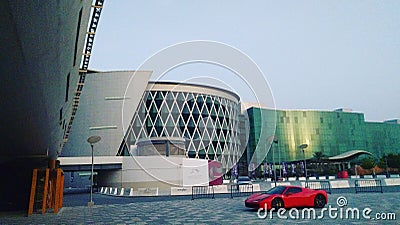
[2,192,400,224]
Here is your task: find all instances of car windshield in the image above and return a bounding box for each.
[265,186,286,195]
[238,177,250,181]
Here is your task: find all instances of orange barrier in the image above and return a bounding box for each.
[28,168,64,216]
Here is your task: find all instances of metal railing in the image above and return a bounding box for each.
[191,186,214,200]
[230,184,254,198]
[62,0,105,148]
[355,179,383,193]
[305,180,332,194]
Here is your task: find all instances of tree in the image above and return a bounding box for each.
[386,153,400,169]
[377,157,387,170]
[360,157,375,170]
[313,151,326,161]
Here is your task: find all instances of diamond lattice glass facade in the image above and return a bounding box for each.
[118,82,242,170]
[247,107,400,163]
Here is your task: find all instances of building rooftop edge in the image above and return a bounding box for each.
[84,70,240,100]
[247,106,363,114]
[86,69,153,74]
[147,81,240,101]
[247,106,399,123]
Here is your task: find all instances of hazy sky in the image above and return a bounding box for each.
[90,1,400,122]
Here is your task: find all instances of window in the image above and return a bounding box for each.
[320,117,324,123]
[65,73,70,102]
[73,9,82,66]
[285,187,302,194]
[266,186,286,194]
[59,108,62,125]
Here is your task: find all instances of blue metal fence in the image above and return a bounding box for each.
[230,184,253,198]
[355,179,383,193]
[191,186,215,200]
[305,180,332,194]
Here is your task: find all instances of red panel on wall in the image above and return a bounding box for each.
[208,160,223,186]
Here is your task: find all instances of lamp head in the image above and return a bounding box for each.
[299,143,308,149]
[87,135,101,144]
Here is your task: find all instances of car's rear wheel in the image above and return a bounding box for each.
[314,194,326,208]
[271,198,284,209]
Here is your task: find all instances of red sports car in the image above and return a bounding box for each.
[245,185,328,210]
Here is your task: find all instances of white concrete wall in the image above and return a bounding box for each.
[62,71,152,157]
[182,158,209,186]
[121,156,208,188]
[59,156,123,165]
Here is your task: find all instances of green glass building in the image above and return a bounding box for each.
[365,120,400,157]
[247,107,400,163]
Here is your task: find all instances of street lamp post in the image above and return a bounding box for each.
[87,135,101,207]
[272,137,278,187]
[384,154,389,177]
[299,144,308,179]
[277,140,281,178]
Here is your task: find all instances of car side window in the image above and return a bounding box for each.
[285,187,302,195]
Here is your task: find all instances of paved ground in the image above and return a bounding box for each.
[1,190,399,224]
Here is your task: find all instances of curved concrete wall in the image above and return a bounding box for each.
[62,71,152,157]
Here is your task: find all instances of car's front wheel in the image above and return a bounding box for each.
[314,194,326,208]
[271,198,284,209]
